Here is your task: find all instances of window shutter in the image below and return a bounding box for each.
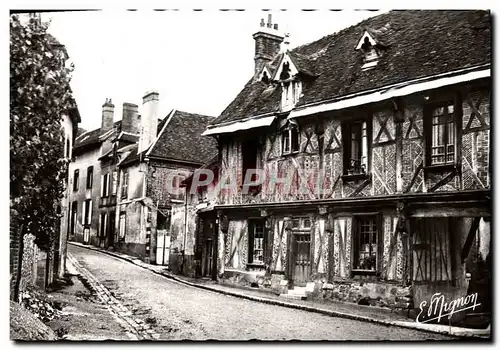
[100,175,104,196]
[248,222,254,264]
[112,171,118,195]
[82,201,86,225]
[88,200,92,224]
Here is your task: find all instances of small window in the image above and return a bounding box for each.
[353,215,379,272]
[102,173,110,197]
[343,120,369,175]
[249,220,266,264]
[282,127,299,155]
[65,138,71,159]
[427,103,456,165]
[86,166,93,189]
[121,171,129,199]
[73,169,79,191]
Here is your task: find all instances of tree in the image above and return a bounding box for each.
[10,14,75,300]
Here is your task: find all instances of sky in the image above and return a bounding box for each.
[43,9,384,131]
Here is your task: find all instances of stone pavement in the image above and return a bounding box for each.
[68,242,490,339]
[67,254,160,340]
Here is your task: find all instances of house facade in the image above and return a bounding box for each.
[202,11,491,321]
[116,102,217,268]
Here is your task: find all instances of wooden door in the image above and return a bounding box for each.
[293,233,311,285]
[203,239,213,277]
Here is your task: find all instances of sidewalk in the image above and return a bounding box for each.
[69,241,491,339]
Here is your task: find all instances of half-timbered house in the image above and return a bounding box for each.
[202,11,491,322]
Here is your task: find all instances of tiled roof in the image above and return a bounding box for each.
[210,10,491,128]
[73,121,122,151]
[148,110,217,164]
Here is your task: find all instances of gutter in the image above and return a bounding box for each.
[289,64,490,119]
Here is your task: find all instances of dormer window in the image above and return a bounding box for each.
[281,80,301,111]
[356,30,382,71]
[280,62,291,80]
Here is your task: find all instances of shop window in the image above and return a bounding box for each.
[248,220,266,265]
[352,215,380,273]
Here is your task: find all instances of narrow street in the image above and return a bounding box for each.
[68,244,453,340]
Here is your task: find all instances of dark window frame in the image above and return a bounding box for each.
[83,199,92,225]
[102,173,110,197]
[342,118,372,177]
[86,166,94,189]
[73,169,79,191]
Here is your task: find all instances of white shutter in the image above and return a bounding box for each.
[82,201,86,225]
[88,200,92,224]
[112,171,118,195]
[100,175,104,196]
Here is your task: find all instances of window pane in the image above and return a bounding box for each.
[355,217,377,270]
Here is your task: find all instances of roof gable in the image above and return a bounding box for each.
[147,110,218,164]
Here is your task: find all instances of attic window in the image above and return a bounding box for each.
[279,62,291,80]
[261,71,269,84]
[357,32,381,71]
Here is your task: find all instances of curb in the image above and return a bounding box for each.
[68,242,489,339]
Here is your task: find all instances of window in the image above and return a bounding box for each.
[119,213,126,239]
[121,171,129,199]
[65,138,71,159]
[249,220,266,264]
[291,217,311,230]
[99,213,107,241]
[428,103,456,165]
[343,120,369,175]
[82,199,92,225]
[86,166,93,189]
[353,216,380,272]
[101,173,110,197]
[241,139,260,193]
[111,171,118,195]
[73,169,79,191]
[281,80,301,111]
[281,127,299,155]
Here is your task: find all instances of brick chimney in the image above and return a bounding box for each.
[252,13,284,81]
[138,91,159,154]
[121,102,140,135]
[101,98,114,133]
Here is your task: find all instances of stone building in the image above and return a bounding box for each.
[201,11,491,324]
[67,91,217,267]
[116,103,217,266]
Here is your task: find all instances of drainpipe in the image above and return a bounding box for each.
[182,190,188,275]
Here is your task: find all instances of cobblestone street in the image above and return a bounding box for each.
[68,244,453,341]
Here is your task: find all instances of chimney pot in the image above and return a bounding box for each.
[260,18,265,27]
[267,13,272,28]
[274,23,278,30]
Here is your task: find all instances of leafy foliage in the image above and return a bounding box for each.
[10,14,74,249]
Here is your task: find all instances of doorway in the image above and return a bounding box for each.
[292,233,311,286]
